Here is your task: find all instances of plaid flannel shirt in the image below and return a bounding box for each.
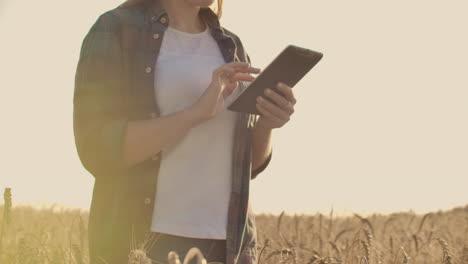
[73,1,272,263]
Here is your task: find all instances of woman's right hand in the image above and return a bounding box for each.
[190,61,261,123]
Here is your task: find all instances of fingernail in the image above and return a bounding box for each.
[265,89,270,94]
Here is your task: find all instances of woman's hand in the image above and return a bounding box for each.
[191,61,260,122]
[255,82,296,129]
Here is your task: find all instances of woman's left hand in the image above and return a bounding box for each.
[255,82,296,129]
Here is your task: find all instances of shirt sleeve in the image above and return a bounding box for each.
[73,12,130,179]
[250,114,273,180]
[243,51,274,180]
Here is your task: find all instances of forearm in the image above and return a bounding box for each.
[122,107,203,167]
[251,120,273,171]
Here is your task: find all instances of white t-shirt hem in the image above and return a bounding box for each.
[151,222,227,240]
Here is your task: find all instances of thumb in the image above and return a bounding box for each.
[222,82,238,99]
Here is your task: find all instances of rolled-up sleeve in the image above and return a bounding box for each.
[251,150,272,180]
[73,12,129,179]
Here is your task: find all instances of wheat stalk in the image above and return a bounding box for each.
[168,251,181,264]
[128,248,152,264]
[401,246,411,264]
[416,213,432,234]
[183,247,207,264]
[437,238,453,264]
[72,243,84,264]
[353,214,375,238]
[0,188,12,255]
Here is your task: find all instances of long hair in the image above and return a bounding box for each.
[119,0,224,19]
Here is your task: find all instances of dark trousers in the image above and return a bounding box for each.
[147,232,227,264]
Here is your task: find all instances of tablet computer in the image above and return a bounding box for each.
[227,45,323,115]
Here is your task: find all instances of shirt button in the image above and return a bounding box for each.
[144,198,151,204]
[153,33,160,39]
[145,67,152,73]
[160,17,167,24]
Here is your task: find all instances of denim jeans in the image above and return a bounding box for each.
[148,232,227,264]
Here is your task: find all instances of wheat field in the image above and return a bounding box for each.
[0,188,467,264]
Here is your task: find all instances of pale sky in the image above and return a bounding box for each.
[0,0,467,217]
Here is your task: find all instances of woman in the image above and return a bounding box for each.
[73,0,296,263]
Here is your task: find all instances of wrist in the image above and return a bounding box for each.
[255,116,273,131]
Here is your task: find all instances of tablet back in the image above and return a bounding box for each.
[227,45,323,115]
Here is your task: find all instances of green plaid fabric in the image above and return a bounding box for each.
[73,0,272,263]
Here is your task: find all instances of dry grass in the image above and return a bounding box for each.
[0,188,467,264]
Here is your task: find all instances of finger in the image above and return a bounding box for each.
[248,67,261,74]
[234,66,261,74]
[229,73,256,82]
[214,67,235,79]
[229,66,261,75]
[223,61,250,70]
[277,82,297,104]
[218,67,256,79]
[226,77,239,88]
[230,71,256,79]
[263,88,294,114]
[216,62,251,73]
[222,61,260,74]
[256,95,290,121]
[223,82,239,98]
[256,103,283,125]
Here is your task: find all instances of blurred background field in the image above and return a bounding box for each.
[1,188,467,264]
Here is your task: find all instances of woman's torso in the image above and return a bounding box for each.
[150,22,241,239]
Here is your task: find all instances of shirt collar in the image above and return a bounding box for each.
[138,0,231,40]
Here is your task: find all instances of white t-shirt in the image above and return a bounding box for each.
[150,23,240,239]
